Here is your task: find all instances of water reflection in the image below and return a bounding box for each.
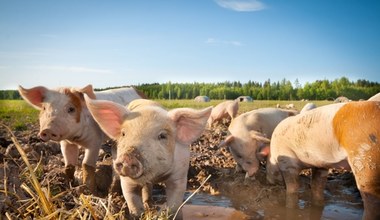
[184,192,363,220]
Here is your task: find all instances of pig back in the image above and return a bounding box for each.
[270,103,348,167]
[94,87,142,106]
[231,108,294,138]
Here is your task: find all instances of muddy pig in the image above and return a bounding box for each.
[84,97,211,219]
[18,84,145,193]
[266,101,380,220]
[219,108,297,178]
[207,100,238,127]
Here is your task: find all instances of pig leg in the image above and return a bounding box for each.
[310,168,328,206]
[165,178,187,219]
[278,156,301,209]
[60,141,79,181]
[142,183,152,210]
[120,178,144,218]
[82,147,100,193]
[110,144,122,194]
[347,156,380,220]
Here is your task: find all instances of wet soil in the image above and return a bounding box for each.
[0,119,363,219]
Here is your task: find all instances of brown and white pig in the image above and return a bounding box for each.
[18,84,145,193]
[266,101,380,220]
[207,100,239,127]
[218,108,297,178]
[84,97,211,219]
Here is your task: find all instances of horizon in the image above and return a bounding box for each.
[1,76,378,91]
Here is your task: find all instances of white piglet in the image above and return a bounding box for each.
[84,97,211,219]
[207,100,238,127]
[219,108,297,178]
[18,84,144,193]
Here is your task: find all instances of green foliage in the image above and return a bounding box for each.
[135,77,380,101]
[0,90,21,99]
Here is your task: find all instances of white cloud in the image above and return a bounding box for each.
[215,0,266,12]
[206,38,243,46]
[30,65,112,74]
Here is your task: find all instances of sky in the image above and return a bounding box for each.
[1,0,380,90]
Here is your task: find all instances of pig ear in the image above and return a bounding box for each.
[78,84,97,99]
[256,144,270,161]
[18,85,48,109]
[218,135,234,148]
[249,130,270,144]
[84,95,129,139]
[168,107,212,145]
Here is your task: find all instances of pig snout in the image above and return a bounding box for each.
[39,128,60,142]
[114,152,144,179]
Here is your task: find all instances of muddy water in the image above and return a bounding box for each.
[182,171,364,220]
[186,192,363,219]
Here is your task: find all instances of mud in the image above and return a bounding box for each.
[0,119,364,219]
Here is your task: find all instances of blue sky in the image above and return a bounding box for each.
[1,0,379,90]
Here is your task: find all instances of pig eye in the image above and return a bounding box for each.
[121,131,126,136]
[68,106,76,113]
[158,132,168,140]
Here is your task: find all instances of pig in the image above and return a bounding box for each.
[218,108,297,178]
[300,102,317,113]
[18,84,145,193]
[207,100,239,127]
[266,101,380,220]
[84,97,211,219]
[285,103,295,109]
[368,92,380,101]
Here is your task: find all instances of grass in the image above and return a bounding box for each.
[155,99,334,114]
[0,100,39,130]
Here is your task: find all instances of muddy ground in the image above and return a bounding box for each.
[0,119,363,219]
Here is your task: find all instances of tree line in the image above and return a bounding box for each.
[1,77,379,100]
[133,77,380,101]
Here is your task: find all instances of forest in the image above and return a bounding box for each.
[1,77,380,101]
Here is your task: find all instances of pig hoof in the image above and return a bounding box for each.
[82,164,96,194]
[64,165,76,182]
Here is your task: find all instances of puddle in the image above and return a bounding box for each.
[180,170,364,220]
[184,192,232,207]
[182,192,363,220]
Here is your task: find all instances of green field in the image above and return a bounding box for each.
[0,100,39,130]
[0,99,334,131]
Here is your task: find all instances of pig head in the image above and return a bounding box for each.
[18,84,106,193]
[85,97,211,218]
[219,108,296,178]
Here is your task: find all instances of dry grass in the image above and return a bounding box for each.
[0,123,129,219]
